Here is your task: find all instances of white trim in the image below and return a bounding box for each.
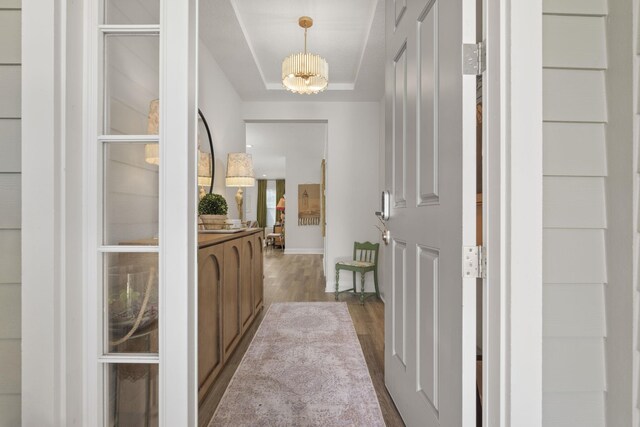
[97,135,159,142]
[97,245,160,253]
[462,0,478,424]
[98,24,160,32]
[98,355,160,364]
[507,0,543,424]
[83,0,101,422]
[483,0,543,425]
[22,0,61,424]
[283,248,324,255]
[158,0,198,425]
[483,0,504,424]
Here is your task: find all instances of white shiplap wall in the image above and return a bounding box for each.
[0,1,21,425]
[542,1,608,426]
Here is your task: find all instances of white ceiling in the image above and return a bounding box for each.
[199,0,385,101]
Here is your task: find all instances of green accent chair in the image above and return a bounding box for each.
[335,241,380,305]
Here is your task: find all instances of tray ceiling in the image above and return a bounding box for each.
[200,0,385,101]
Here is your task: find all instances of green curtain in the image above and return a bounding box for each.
[275,179,285,223]
[257,180,267,228]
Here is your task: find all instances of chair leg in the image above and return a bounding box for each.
[335,268,340,301]
[352,271,356,292]
[373,269,380,298]
[360,271,366,305]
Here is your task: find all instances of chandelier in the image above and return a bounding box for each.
[282,16,329,94]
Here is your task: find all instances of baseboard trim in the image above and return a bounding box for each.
[283,248,324,255]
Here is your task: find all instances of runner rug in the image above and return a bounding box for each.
[209,302,385,426]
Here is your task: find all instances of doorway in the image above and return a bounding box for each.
[244,122,327,257]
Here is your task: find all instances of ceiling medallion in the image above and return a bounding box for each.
[281,16,329,95]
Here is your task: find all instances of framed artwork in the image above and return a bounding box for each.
[298,184,321,226]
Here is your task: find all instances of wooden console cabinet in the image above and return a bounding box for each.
[197,229,264,401]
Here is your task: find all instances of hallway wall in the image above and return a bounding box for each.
[0,2,21,425]
[542,1,608,425]
[199,40,246,219]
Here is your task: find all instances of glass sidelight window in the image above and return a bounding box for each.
[103,35,159,135]
[104,0,160,25]
[103,142,159,245]
[93,1,161,425]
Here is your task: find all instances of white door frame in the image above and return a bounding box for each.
[482,0,543,425]
[20,0,541,424]
[158,0,199,424]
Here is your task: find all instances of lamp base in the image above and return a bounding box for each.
[235,187,244,222]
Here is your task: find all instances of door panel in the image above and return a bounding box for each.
[240,237,254,331]
[392,239,407,366]
[417,0,439,206]
[417,245,439,411]
[198,244,223,399]
[253,234,264,312]
[222,240,241,360]
[393,44,407,208]
[396,0,407,26]
[384,0,477,425]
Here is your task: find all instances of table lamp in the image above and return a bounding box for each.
[225,153,255,221]
[197,149,212,200]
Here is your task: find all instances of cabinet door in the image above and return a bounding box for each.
[222,239,242,360]
[253,233,264,312]
[197,244,223,399]
[240,236,255,331]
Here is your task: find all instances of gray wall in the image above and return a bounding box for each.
[0,1,21,425]
[542,1,609,425]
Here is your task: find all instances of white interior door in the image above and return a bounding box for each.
[383,0,477,425]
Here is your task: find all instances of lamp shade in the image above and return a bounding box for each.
[225,153,255,187]
[145,99,160,165]
[276,196,286,211]
[197,150,212,187]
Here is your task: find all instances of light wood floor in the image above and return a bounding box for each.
[198,250,405,427]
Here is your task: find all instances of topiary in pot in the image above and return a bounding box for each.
[199,193,228,215]
[199,193,229,229]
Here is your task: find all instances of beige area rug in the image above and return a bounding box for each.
[210,302,385,427]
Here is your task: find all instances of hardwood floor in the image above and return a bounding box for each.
[198,250,405,427]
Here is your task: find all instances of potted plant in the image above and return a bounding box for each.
[198,193,229,230]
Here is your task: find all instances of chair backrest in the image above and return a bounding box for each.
[353,241,379,265]
[274,224,283,234]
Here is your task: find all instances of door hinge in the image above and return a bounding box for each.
[463,41,485,76]
[462,246,486,279]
